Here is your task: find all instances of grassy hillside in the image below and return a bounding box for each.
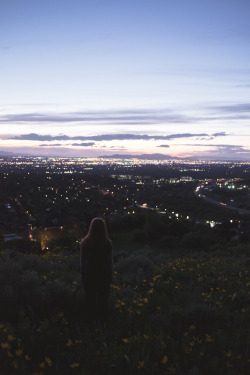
[0,236,250,375]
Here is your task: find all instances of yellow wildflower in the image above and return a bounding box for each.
[39,362,46,368]
[189,324,195,331]
[8,335,15,342]
[25,354,31,361]
[225,350,232,357]
[122,338,129,344]
[161,355,168,364]
[1,342,10,350]
[70,363,80,368]
[205,334,214,343]
[45,356,52,366]
[143,297,149,303]
[66,338,73,347]
[15,349,23,356]
[137,360,144,369]
[12,360,18,369]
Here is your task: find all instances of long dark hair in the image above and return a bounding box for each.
[85,217,110,241]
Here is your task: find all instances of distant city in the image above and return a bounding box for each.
[1,156,250,249]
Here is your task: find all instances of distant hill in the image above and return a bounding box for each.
[0,150,30,157]
[0,150,16,156]
[98,153,184,160]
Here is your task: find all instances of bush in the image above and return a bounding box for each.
[133,229,146,242]
[4,239,41,254]
[115,251,154,285]
[182,232,216,250]
[158,235,180,249]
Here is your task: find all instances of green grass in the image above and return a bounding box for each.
[0,242,250,375]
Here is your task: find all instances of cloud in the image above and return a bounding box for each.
[1,102,250,128]
[39,143,63,147]
[157,144,170,148]
[39,142,95,147]
[208,104,250,121]
[212,132,227,137]
[184,143,250,154]
[1,104,250,128]
[213,103,250,113]
[215,145,250,154]
[10,132,227,142]
[14,133,69,141]
[71,142,95,147]
[109,146,126,149]
[0,110,195,125]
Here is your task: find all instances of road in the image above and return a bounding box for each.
[194,184,250,216]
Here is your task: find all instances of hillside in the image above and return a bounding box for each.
[1,230,250,375]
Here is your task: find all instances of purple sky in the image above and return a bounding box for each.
[1,0,250,160]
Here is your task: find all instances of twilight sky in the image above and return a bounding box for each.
[1,0,250,159]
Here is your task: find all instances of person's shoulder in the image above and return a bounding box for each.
[81,236,90,247]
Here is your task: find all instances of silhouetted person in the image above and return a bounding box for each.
[80,218,113,328]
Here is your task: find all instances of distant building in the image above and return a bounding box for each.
[180,176,193,182]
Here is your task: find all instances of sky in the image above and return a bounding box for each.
[1,0,250,160]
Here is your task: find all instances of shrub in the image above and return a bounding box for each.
[182,232,216,250]
[115,252,154,285]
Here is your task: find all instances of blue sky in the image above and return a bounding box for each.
[1,0,250,159]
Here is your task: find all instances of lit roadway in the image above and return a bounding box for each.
[194,184,250,216]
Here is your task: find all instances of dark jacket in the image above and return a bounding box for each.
[80,237,113,286]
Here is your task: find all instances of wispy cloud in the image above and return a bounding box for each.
[9,132,227,142]
[71,142,95,147]
[1,103,250,126]
[39,143,63,147]
[39,142,95,147]
[212,103,250,113]
[157,144,170,148]
[185,143,250,153]
[0,110,195,125]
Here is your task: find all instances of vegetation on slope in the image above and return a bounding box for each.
[0,233,250,375]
